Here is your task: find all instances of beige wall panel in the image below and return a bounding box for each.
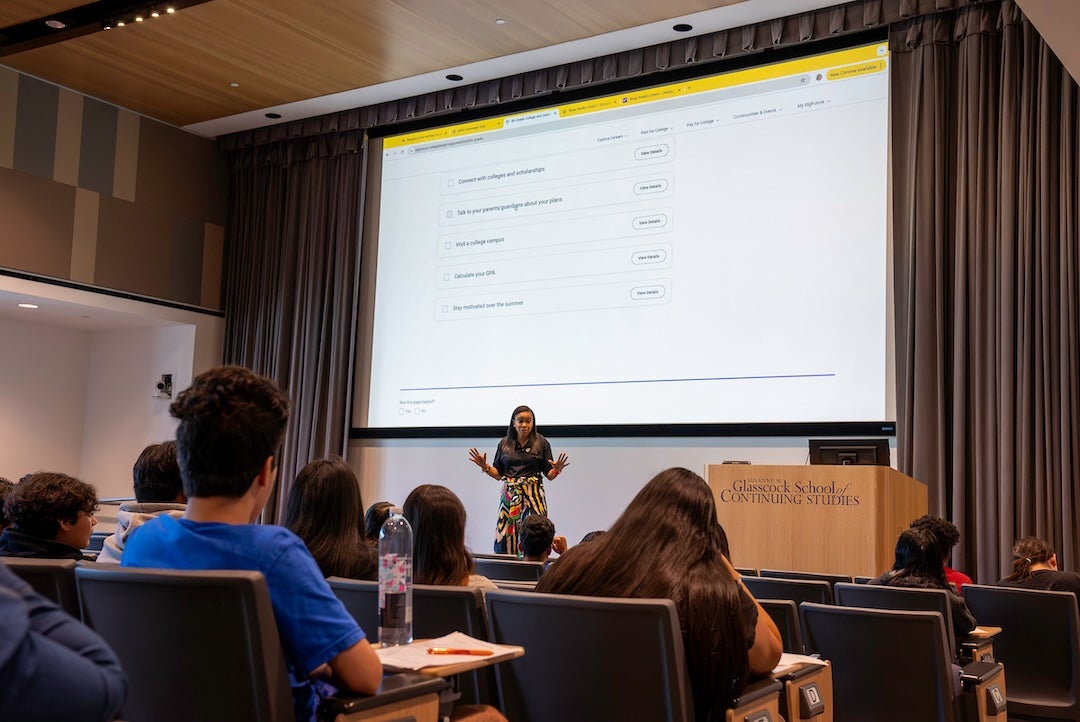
[112,109,140,202]
[70,187,100,283]
[94,195,174,299]
[0,67,17,169]
[201,223,224,309]
[137,118,228,225]
[53,88,83,185]
[0,165,75,277]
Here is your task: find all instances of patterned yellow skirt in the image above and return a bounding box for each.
[493,475,547,556]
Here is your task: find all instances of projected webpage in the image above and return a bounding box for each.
[365,42,890,429]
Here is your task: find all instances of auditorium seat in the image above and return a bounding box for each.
[75,566,447,722]
[744,576,833,606]
[834,582,960,657]
[2,557,80,617]
[473,558,545,582]
[329,577,497,705]
[761,568,853,589]
[963,584,1080,720]
[801,602,1006,722]
[758,598,805,654]
[485,589,782,722]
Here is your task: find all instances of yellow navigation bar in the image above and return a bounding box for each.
[384,42,887,149]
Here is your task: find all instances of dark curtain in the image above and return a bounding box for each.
[892,1,1080,581]
[221,131,365,522]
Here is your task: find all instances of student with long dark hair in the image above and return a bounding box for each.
[869,526,976,637]
[403,484,497,591]
[536,467,782,718]
[467,405,569,555]
[282,458,376,580]
[998,537,1080,595]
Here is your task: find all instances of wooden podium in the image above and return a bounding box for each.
[706,464,927,578]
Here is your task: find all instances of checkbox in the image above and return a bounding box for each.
[443,273,450,281]
[445,242,451,249]
[446,210,453,218]
[441,305,449,313]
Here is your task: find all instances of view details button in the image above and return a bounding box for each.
[634,179,669,194]
[633,213,668,230]
[631,285,667,300]
[632,250,667,265]
[635,144,670,160]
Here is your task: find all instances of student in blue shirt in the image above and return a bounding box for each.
[124,365,381,722]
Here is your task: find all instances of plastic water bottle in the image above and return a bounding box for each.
[378,507,413,646]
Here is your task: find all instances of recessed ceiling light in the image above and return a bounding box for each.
[446,74,464,82]
[18,303,39,309]
[265,112,282,119]
[166,6,176,13]
[135,13,144,22]
[494,18,507,25]
[230,82,240,88]
[45,19,66,29]
[673,23,693,32]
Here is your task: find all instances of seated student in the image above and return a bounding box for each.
[0,472,98,559]
[869,526,977,638]
[122,366,381,722]
[97,441,187,564]
[364,501,393,549]
[910,514,973,590]
[403,484,498,591]
[997,536,1080,595]
[0,476,13,532]
[517,515,567,564]
[537,468,782,719]
[0,561,128,721]
[281,458,376,580]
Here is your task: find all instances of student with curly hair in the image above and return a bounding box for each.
[537,468,782,718]
[998,537,1080,595]
[910,514,973,589]
[0,472,98,559]
[123,366,381,721]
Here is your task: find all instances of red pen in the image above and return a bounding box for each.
[427,647,494,656]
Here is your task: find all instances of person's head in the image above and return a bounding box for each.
[579,529,606,544]
[403,484,472,586]
[132,441,185,504]
[5,472,98,548]
[537,468,749,710]
[0,477,14,531]
[891,526,949,587]
[909,514,961,564]
[364,501,394,543]
[519,515,555,562]
[170,366,290,501]
[281,458,373,579]
[1005,536,1057,583]
[502,405,537,449]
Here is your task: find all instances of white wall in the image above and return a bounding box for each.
[79,325,197,499]
[0,317,90,480]
[348,436,880,553]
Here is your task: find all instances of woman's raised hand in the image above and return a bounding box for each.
[468,448,488,470]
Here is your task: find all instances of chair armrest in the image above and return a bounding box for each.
[960,661,1002,687]
[958,661,1007,720]
[319,671,448,719]
[726,678,784,722]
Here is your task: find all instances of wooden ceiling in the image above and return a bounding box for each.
[0,0,751,133]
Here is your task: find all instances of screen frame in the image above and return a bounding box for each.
[351,28,895,439]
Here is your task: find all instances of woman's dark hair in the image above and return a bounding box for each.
[889,526,949,587]
[536,467,750,713]
[281,458,375,580]
[1003,537,1055,583]
[500,405,538,454]
[403,484,474,586]
[579,530,607,544]
[364,501,394,543]
[5,472,98,540]
[0,477,15,530]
